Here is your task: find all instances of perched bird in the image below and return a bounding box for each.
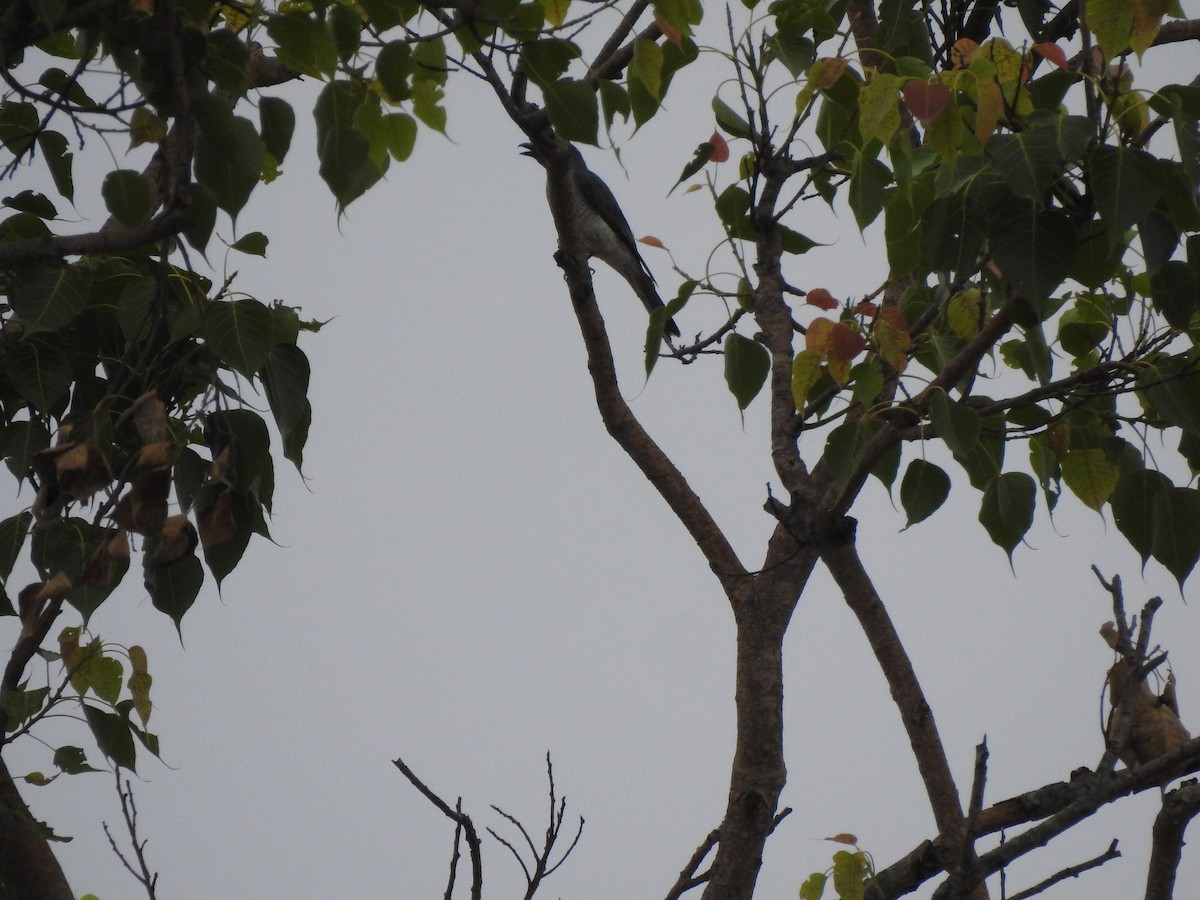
[521,141,680,338]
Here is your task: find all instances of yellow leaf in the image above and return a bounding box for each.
[947,288,983,340]
[791,349,823,410]
[973,81,1003,145]
[859,73,901,146]
[539,0,569,28]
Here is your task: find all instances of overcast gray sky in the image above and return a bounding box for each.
[4,9,1200,899]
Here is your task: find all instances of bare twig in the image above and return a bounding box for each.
[392,756,483,900]
[665,828,719,899]
[1006,839,1120,900]
[102,773,159,899]
[487,753,584,900]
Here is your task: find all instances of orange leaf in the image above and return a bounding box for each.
[974,81,1004,145]
[825,833,859,845]
[815,58,848,90]
[653,10,683,46]
[708,131,729,163]
[950,38,979,68]
[903,81,950,126]
[1032,42,1069,70]
[638,235,665,249]
[853,300,879,318]
[830,322,866,361]
[806,317,835,353]
[806,287,838,310]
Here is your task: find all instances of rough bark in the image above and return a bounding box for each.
[0,754,73,900]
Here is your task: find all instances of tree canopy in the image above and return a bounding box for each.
[2,0,1200,898]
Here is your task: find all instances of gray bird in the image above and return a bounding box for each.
[522,141,680,338]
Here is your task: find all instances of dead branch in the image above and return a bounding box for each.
[1145,781,1200,900]
[1006,839,1120,900]
[392,756,483,900]
[102,774,159,899]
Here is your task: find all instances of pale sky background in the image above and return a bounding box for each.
[3,7,1200,899]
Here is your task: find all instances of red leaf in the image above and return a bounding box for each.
[1033,42,1069,71]
[806,287,838,310]
[877,306,908,332]
[830,322,867,361]
[903,81,951,126]
[708,131,730,163]
[853,300,879,318]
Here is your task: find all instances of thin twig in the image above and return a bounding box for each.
[102,774,158,899]
[393,756,483,900]
[1006,839,1120,900]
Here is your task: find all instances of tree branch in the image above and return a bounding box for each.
[392,756,483,900]
[819,537,966,841]
[1145,781,1200,899]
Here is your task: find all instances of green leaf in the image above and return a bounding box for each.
[318,127,382,210]
[1138,357,1200,438]
[12,264,88,334]
[262,343,312,440]
[884,169,935,273]
[979,472,1036,564]
[848,156,891,231]
[197,486,254,588]
[988,113,1092,201]
[411,80,447,134]
[89,656,123,705]
[5,339,72,413]
[2,420,50,480]
[259,97,296,163]
[629,39,664,126]
[206,298,274,377]
[330,3,362,59]
[1,685,49,727]
[1088,144,1161,247]
[204,28,251,97]
[101,170,153,226]
[83,704,136,770]
[799,871,827,900]
[1151,487,1200,590]
[1069,219,1127,288]
[920,193,985,282]
[928,392,980,456]
[193,117,264,219]
[3,190,57,219]
[1087,0,1133,58]
[182,182,218,254]
[1149,261,1198,330]
[266,13,338,78]
[987,200,1076,309]
[723,332,769,410]
[145,553,204,638]
[824,419,882,493]
[900,458,950,528]
[858,73,902,146]
[1060,448,1118,510]
[376,113,415,161]
[53,745,99,774]
[712,97,751,139]
[0,511,32,615]
[230,231,269,257]
[206,409,273,507]
[1111,468,1171,566]
[543,78,598,145]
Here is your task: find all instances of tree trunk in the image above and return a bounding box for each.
[0,753,74,900]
